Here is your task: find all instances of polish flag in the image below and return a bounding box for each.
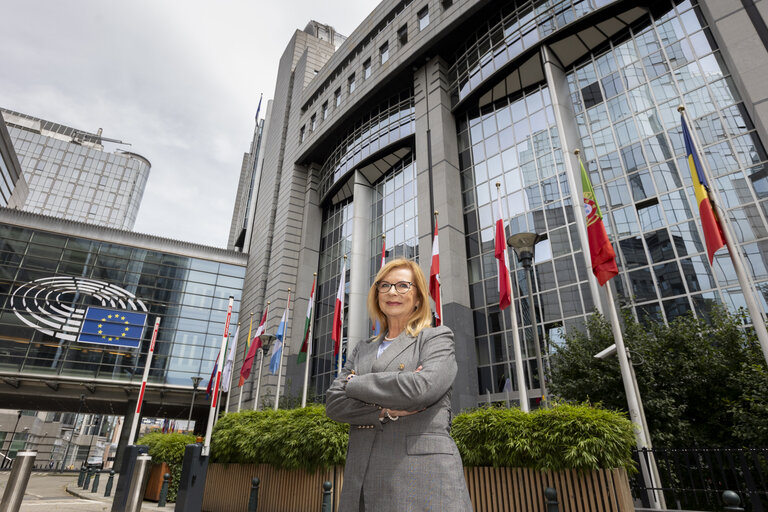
[332,258,347,356]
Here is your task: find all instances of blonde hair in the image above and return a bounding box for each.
[367,258,433,338]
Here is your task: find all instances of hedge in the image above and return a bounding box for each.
[206,402,635,472]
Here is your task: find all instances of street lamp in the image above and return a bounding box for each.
[2,410,22,468]
[187,376,203,433]
[507,232,548,406]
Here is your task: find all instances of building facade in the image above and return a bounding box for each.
[0,112,28,209]
[230,0,768,411]
[1,108,150,230]
[0,207,246,465]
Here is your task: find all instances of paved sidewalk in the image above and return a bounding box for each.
[66,480,166,511]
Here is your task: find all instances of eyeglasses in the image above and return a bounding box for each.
[376,281,413,294]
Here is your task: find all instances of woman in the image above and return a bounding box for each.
[326,258,472,511]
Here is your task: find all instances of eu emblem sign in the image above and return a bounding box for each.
[78,306,148,349]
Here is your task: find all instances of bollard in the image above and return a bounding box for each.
[124,454,152,512]
[78,465,87,487]
[247,477,260,512]
[84,467,93,490]
[104,469,115,498]
[723,490,744,511]
[158,472,170,507]
[0,451,38,512]
[321,481,333,512]
[544,487,559,512]
[92,470,100,493]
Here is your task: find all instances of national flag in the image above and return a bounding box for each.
[429,219,442,326]
[270,295,290,374]
[221,325,238,393]
[681,114,725,263]
[205,354,219,399]
[495,186,514,310]
[332,258,347,356]
[297,277,316,364]
[580,158,619,285]
[78,307,148,349]
[240,305,268,386]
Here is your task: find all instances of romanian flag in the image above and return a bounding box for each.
[494,186,514,310]
[297,276,316,364]
[681,114,725,263]
[580,158,618,286]
[429,219,442,326]
[332,258,346,356]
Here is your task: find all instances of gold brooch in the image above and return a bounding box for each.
[398,363,405,370]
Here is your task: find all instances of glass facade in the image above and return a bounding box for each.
[455,0,768,403]
[310,200,353,396]
[0,222,244,387]
[2,110,150,230]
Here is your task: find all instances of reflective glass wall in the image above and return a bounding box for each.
[0,223,243,387]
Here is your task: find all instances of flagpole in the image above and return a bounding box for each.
[238,313,254,412]
[127,317,161,445]
[679,105,768,365]
[497,182,529,412]
[203,296,233,457]
[337,255,347,377]
[254,302,269,411]
[301,273,318,408]
[274,289,291,411]
[216,335,229,417]
[225,325,239,413]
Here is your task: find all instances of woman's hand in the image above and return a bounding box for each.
[379,365,424,419]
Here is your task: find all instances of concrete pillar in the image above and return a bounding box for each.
[414,56,479,411]
[347,171,374,356]
[112,398,139,472]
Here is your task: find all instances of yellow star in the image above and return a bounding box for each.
[101,318,106,321]
[101,335,105,339]
[107,314,113,319]
[108,337,113,341]
[121,316,126,321]
[121,333,126,337]
[124,321,129,325]
[98,330,102,334]
[98,324,102,328]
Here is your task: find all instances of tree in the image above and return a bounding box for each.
[547,308,768,447]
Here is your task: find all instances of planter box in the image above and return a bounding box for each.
[202,463,632,512]
[202,464,343,512]
[144,462,171,502]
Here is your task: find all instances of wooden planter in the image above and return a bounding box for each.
[202,463,343,512]
[201,463,633,512]
[144,462,172,501]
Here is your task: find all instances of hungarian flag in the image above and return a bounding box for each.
[332,258,347,356]
[239,305,268,386]
[580,158,619,285]
[270,293,290,374]
[297,276,316,364]
[495,186,514,310]
[682,114,725,263]
[429,219,442,325]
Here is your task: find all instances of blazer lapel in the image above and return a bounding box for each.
[371,334,417,372]
[356,339,378,375]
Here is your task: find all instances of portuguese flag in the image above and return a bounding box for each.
[580,158,618,286]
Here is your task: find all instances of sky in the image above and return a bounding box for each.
[0,1,378,247]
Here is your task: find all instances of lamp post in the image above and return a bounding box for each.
[187,376,203,433]
[508,232,548,406]
[2,411,22,468]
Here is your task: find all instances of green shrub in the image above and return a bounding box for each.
[136,432,196,502]
[451,402,636,472]
[210,406,348,471]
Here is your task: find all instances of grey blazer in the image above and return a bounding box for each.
[326,325,472,512]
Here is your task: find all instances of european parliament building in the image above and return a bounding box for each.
[230,0,768,412]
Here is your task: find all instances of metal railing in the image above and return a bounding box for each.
[630,447,768,511]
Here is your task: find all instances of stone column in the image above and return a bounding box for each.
[347,171,374,356]
[414,56,479,411]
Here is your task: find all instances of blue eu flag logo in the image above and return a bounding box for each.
[78,307,148,349]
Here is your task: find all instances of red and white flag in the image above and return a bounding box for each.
[495,187,514,310]
[239,305,268,386]
[429,220,442,326]
[373,237,386,335]
[332,258,347,356]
